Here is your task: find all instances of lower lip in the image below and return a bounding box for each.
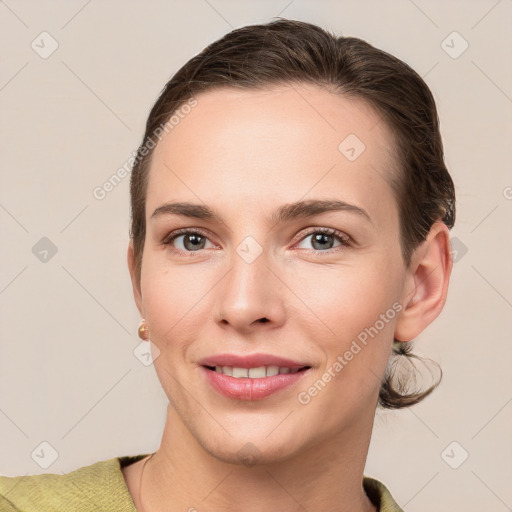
[202,366,309,401]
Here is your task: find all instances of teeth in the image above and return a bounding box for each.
[232,367,249,378]
[266,365,279,376]
[248,366,266,378]
[213,365,303,378]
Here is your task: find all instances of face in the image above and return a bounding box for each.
[130,83,410,464]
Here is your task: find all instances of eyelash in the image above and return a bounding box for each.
[162,227,352,257]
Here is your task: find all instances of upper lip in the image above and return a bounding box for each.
[198,353,311,369]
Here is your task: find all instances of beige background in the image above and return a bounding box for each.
[1,0,511,510]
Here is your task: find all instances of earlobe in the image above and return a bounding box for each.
[127,242,144,317]
[394,221,453,342]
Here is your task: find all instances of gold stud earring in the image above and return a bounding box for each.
[138,319,149,341]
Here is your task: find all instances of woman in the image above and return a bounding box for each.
[0,18,454,512]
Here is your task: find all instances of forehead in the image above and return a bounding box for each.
[146,83,399,229]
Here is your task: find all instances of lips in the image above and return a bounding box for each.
[198,353,312,401]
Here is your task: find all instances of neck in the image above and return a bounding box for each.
[138,405,377,512]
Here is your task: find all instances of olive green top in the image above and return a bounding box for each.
[0,454,404,511]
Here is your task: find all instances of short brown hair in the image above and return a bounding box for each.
[129,18,455,409]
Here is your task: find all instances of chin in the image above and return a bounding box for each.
[196,433,301,467]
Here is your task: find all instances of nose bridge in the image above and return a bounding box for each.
[215,233,284,329]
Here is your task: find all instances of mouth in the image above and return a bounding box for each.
[198,354,312,401]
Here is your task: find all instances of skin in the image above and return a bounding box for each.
[125,83,452,511]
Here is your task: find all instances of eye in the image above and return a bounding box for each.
[162,227,352,256]
[162,229,216,253]
[296,227,351,253]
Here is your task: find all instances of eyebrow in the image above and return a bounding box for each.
[151,199,373,226]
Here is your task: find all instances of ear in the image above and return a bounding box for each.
[394,221,453,342]
[127,241,144,317]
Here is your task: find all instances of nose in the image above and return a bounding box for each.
[214,246,286,334]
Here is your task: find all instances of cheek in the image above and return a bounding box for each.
[140,252,209,335]
[307,260,401,337]
[295,265,401,428]
[302,254,403,396]
[139,266,205,404]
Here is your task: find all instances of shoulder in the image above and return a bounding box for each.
[363,475,405,512]
[0,455,147,512]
